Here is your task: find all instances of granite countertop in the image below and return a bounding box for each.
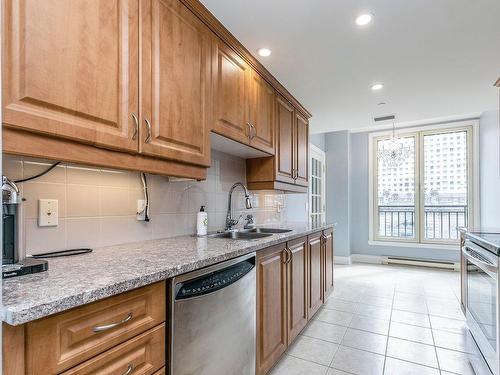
[2,222,333,325]
[459,227,500,255]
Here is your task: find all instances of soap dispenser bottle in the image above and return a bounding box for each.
[196,205,208,236]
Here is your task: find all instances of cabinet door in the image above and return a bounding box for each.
[323,229,334,299]
[212,40,250,144]
[256,244,288,375]
[140,0,211,166]
[287,237,308,345]
[275,96,296,184]
[295,112,309,186]
[249,72,275,154]
[308,233,323,318]
[2,0,139,152]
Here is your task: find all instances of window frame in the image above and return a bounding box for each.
[368,120,479,247]
[309,143,326,226]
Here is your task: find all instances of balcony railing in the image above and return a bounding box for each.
[378,205,467,241]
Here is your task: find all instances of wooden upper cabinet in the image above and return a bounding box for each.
[212,40,250,144]
[248,72,275,154]
[275,96,296,184]
[286,237,308,345]
[140,0,211,166]
[2,0,139,152]
[256,244,288,375]
[308,232,323,318]
[295,113,309,186]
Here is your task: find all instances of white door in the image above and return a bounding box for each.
[309,144,326,226]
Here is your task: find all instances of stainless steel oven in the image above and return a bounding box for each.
[463,240,499,375]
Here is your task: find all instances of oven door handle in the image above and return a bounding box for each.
[462,244,498,276]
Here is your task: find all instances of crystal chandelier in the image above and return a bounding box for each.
[377,122,411,169]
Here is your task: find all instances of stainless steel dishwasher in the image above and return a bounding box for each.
[169,253,256,375]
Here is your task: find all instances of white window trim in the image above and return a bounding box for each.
[309,144,326,226]
[368,119,480,247]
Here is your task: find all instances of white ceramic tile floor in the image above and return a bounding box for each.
[269,263,479,375]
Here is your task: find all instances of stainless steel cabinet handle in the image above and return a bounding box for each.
[282,249,290,264]
[287,248,293,264]
[123,364,134,375]
[144,118,152,144]
[92,312,133,333]
[131,113,139,140]
[250,124,256,140]
[246,122,252,140]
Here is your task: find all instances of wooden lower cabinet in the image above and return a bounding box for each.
[308,232,323,317]
[3,282,166,375]
[60,324,165,375]
[256,243,288,375]
[323,229,335,299]
[286,237,308,345]
[257,231,334,374]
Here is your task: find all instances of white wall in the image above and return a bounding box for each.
[479,109,500,227]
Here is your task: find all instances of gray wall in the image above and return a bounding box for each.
[348,133,459,262]
[325,131,350,257]
[479,110,500,227]
[310,133,326,151]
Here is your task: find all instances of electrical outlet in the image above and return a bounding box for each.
[137,199,146,221]
[38,199,58,227]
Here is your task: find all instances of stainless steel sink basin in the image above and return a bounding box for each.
[249,228,293,234]
[208,231,273,240]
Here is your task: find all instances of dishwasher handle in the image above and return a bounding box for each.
[174,257,255,300]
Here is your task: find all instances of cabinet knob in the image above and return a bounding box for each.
[144,118,152,144]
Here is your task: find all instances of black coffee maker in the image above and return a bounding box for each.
[2,175,20,264]
[2,176,48,278]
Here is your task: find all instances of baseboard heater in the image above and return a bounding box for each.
[381,256,460,271]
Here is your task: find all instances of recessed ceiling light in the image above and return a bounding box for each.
[257,48,271,57]
[355,13,373,26]
[371,83,384,91]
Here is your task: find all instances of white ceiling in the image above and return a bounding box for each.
[200,0,500,133]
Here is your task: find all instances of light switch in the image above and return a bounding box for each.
[38,199,58,227]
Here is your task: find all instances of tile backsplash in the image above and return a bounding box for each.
[3,150,306,256]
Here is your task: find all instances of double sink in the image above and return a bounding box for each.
[208,227,292,240]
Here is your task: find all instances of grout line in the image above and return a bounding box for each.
[285,353,331,369]
[382,282,396,375]
[385,354,440,371]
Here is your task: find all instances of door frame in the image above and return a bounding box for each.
[309,144,326,225]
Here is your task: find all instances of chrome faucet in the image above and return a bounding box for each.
[225,182,253,231]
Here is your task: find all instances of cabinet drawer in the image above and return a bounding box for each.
[26,282,166,374]
[61,324,165,375]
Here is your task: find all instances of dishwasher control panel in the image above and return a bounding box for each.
[175,258,255,300]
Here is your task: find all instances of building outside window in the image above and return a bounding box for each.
[370,123,477,245]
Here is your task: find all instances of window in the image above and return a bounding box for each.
[370,124,476,245]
